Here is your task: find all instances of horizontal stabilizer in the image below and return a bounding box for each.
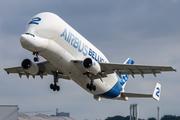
[121,83,161,101]
[121,92,152,98]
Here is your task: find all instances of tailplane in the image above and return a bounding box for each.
[120,83,161,101]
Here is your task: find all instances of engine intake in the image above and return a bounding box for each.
[21,59,39,75]
[83,58,101,75]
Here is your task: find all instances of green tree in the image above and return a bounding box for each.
[148,118,156,120]
[105,115,130,120]
[105,115,143,120]
[105,116,124,120]
[161,115,180,120]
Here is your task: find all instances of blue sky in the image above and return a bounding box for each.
[0,1,180,120]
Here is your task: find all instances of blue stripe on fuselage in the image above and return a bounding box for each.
[97,76,122,98]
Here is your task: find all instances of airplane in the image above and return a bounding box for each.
[4,12,176,101]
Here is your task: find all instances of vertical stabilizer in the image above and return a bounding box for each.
[124,58,134,65]
[153,83,161,101]
[117,58,134,90]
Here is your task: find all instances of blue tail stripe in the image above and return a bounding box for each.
[126,58,134,65]
[97,58,134,99]
[116,74,129,86]
[118,58,134,86]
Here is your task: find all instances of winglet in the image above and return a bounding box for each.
[153,83,161,101]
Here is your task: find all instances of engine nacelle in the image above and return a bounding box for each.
[21,59,39,75]
[83,58,101,75]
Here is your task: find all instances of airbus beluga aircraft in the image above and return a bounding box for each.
[4,12,176,101]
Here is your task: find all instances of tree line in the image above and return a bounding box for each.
[105,115,180,120]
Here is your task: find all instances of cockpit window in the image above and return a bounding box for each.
[25,33,35,37]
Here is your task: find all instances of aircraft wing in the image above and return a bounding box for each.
[72,60,176,78]
[4,61,70,80]
[99,62,176,78]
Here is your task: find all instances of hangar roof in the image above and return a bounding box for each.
[18,114,75,120]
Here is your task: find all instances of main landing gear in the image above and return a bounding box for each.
[87,83,96,91]
[50,71,60,91]
[86,73,96,91]
[50,83,60,91]
[33,52,39,62]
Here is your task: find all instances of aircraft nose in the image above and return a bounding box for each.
[20,33,36,43]
[20,33,49,52]
[20,34,37,51]
[20,34,27,43]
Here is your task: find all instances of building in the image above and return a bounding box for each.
[56,108,70,117]
[18,114,75,120]
[0,105,74,120]
[0,105,19,120]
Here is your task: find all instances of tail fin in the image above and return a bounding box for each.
[153,83,161,101]
[123,58,134,65]
[117,58,134,90]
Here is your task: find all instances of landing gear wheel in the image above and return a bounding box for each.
[34,57,39,62]
[53,86,56,91]
[50,83,60,91]
[89,84,93,91]
[33,52,39,62]
[93,85,96,91]
[86,83,90,89]
[50,84,53,89]
[57,86,60,91]
[86,83,96,91]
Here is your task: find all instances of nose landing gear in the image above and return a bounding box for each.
[33,52,39,62]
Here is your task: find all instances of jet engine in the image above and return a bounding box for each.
[83,58,101,75]
[21,59,39,75]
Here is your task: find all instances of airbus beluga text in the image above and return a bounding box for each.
[4,12,176,101]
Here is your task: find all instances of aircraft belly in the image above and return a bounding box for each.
[72,73,120,96]
[95,74,122,98]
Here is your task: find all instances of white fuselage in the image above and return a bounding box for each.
[20,12,122,100]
